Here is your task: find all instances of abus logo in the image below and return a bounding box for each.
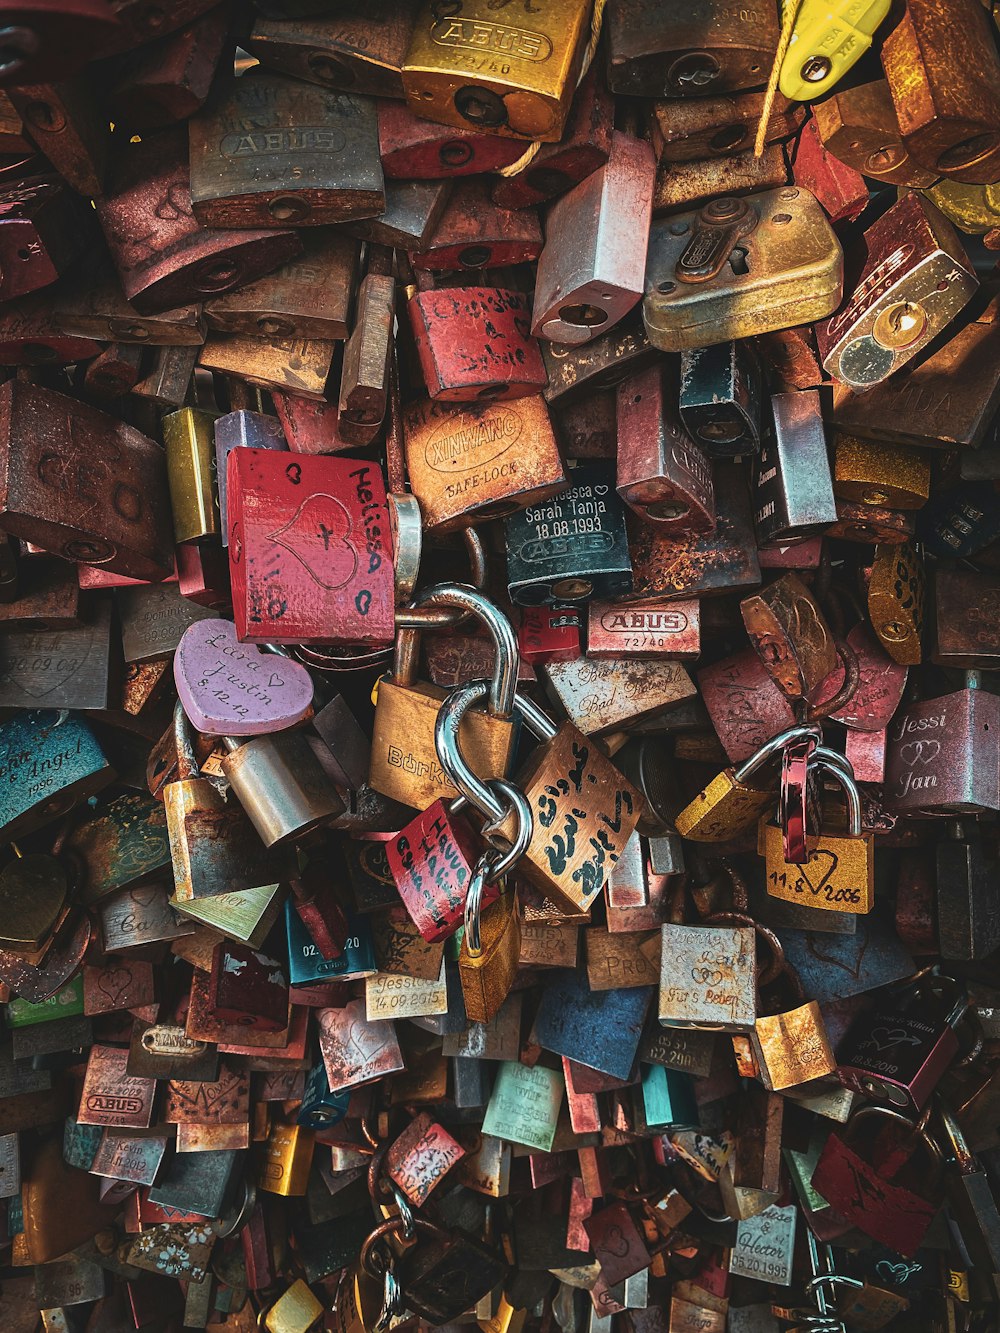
[601,610,688,633]
[424,410,521,473]
[87,1095,143,1114]
[429,18,552,62]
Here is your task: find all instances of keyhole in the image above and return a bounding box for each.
[729,247,750,276]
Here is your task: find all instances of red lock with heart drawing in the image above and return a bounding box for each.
[227,449,395,647]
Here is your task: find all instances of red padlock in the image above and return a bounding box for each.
[386,799,495,943]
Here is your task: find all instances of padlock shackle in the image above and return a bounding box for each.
[936,1097,978,1174]
[437,681,557,824]
[733,723,822,784]
[173,700,199,782]
[393,530,488,632]
[397,583,518,717]
[812,746,861,837]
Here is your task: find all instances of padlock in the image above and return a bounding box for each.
[607,0,780,97]
[459,853,524,1025]
[408,179,543,272]
[790,115,868,224]
[401,0,593,143]
[490,64,615,212]
[750,980,837,1093]
[378,98,523,179]
[652,143,789,216]
[760,746,874,915]
[503,462,632,607]
[938,1100,1000,1277]
[531,130,655,347]
[933,568,1000,670]
[543,652,696,734]
[369,584,519,812]
[405,277,547,402]
[867,540,924,668]
[343,173,452,251]
[387,796,487,942]
[0,177,88,303]
[740,573,837,703]
[56,250,201,343]
[9,78,109,200]
[402,394,567,534]
[95,127,301,314]
[615,363,714,532]
[833,436,931,512]
[935,821,1000,961]
[833,296,1000,452]
[188,73,384,228]
[650,90,805,164]
[199,331,337,401]
[107,5,231,132]
[753,390,837,546]
[203,231,360,342]
[207,938,289,1032]
[816,192,978,390]
[657,919,758,1032]
[718,1082,783,1219]
[213,394,287,546]
[246,1,416,99]
[677,340,763,457]
[133,346,199,407]
[83,343,144,400]
[162,406,219,546]
[778,0,891,102]
[227,447,395,648]
[586,599,700,662]
[361,1215,509,1325]
[338,246,394,436]
[220,731,345,849]
[518,605,582,665]
[0,379,174,581]
[923,178,1000,237]
[628,465,762,602]
[642,188,843,353]
[838,972,968,1113]
[882,0,1000,184]
[163,703,276,901]
[919,479,1000,560]
[811,1108,942,1255]
[675,724,819,843]
[812,79,939,189]
[437,683,642,916]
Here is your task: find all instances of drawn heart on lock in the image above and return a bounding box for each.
[690,967,724,985]
[0,853,67,950]
[174,618,314,736]
[806,923,871,981]
[899,739,940,767]
[876,1259,922,1285]
[268,492,357,591]
[799,849,839,896]
[97,963,134,1009]
[346,1016,389,1067]
[868,1026,920,1051]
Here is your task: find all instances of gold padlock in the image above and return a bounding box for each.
[459,858,522,1025]
[369,585,519,811]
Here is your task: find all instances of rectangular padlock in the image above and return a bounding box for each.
[378,98,523,179]
[189,74,384,228]
[678,340,763,458]
[643,187,843,353]
[790,116,868,224]
[652,144,788,216]
[9,78,110,196]
[402,0,592,144]
[586,600,700,661]
[408,179,542,272]
[532,130,655,347]
[108,4,232,131]
[884,685,1000,815]
[753,390,836,546]
[650,90,804,164]
[0,177,89,303]
[228,448,394,647]
[812,79,939,188]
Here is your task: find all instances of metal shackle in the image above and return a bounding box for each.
[810,744,862,838]
[436,682,557,825]
[173,699,200,782]
[392,583,518,721]
[733,722,823,785]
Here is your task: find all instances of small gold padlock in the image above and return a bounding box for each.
[459,859,522,1025]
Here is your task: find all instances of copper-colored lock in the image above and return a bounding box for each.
[109,5,232,131]
[616,362,715,533]
[541,308,658,406]
[587,599,700,661]
[0,380,173,580]
[408,180,542,272]
[0,1,122,87]
[790,116,867,224]
[53,258,206,346]
[812,80,939,188]
[607,0,779,96]
[188,72,384,228]
[816,191,977,390]
[204,232,360,342]
[490,65,614,212]
[828,500,915,546]
[751,1001,836,1093]
[247,2,415,98]
[532,130,655,346]
[833,436,931,511]
[882,0,1000,184]
[407,280,546,402]
[8,78,110,196]
[402,395,567,534]
[272,389,364,456]
[652,143,789,216]
[0,176,88,303]
[402,0,592,143]
[339,255,394,435]
[95,127,301,314]
[740,573,837,703]
[867,541,924,667]
[227,448,395,648]
[553,390,617,460]
[199,332,336,402]
[378,99,523,180]
[650,90,804,164]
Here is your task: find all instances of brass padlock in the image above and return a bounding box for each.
[740,573,837,703]
[812,79,940,188]
[369,585,519,812]
[459,852,524,1026]
[220,730,345,850]
[162,406,219,545]
[643,188,843,352]
[833,435,931,511]
[401,0,593,143]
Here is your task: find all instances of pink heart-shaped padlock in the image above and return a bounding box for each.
[174,618,314,736]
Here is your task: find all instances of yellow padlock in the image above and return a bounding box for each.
[779,0,892,102]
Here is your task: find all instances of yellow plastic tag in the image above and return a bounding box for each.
[779,0,892,101]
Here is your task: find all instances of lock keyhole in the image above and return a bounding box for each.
[729,246,750,276]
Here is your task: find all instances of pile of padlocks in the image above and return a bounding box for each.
[7,0,1000,1329]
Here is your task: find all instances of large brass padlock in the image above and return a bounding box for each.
[369,585,519,812]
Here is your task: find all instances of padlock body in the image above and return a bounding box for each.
[408,287,546,402]
[884,687,1000,814]
[837,1010,960,1113]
